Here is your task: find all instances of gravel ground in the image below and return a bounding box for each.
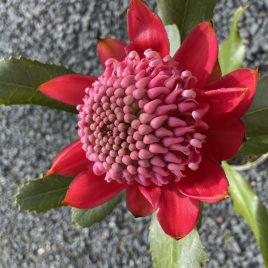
[0,0,268,267]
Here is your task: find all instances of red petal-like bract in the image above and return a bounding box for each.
[205,69,258,119]
[63,170,126,209]
[127,0,169,57]
[47,139,91,177]
[207,60,222,84]
[97,38,127,67]
[126,185,156,217]
[39,74,97,106]
[173,22,218,88]
[201,87,247,126]
[178,158,229,203]
[138,184,161,209]
[204,120,245,161]
[157,187,200,239]
[203,87,246,116]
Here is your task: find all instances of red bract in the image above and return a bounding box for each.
[39,0,258,239]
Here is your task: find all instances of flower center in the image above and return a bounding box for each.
[78,49,209,186]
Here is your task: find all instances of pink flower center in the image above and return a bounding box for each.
[78,49,209,186]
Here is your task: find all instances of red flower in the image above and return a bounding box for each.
[39,0,258,239]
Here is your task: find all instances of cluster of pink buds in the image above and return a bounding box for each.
[78,49,209,186]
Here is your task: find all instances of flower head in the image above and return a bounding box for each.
[78,49,210,186]
[39,0,258,239]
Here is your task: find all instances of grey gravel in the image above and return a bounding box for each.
[0,0,268,267]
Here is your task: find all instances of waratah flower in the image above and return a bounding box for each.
[39,0,258,239]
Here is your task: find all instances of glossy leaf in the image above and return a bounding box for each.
[165,24,181,56]
[219,7,246,75]
[156,0,217,41]
[239,135,268,156]
[15,175,73,212]
[243,76,268,137]
[149,215,208,268]
[223,162,268,267]
[71,193,123,227]
[0,57,76,113]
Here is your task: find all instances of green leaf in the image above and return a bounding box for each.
[239,135,268,156]
[219,7,246,75]
[71,193,123,228]
[149,215,208,268]
[0,57,76,113]
[223,162,268,267]
[165,24,181,56]
[243,76,268,137]
[15,175,73,212]
[156,0,217,41]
